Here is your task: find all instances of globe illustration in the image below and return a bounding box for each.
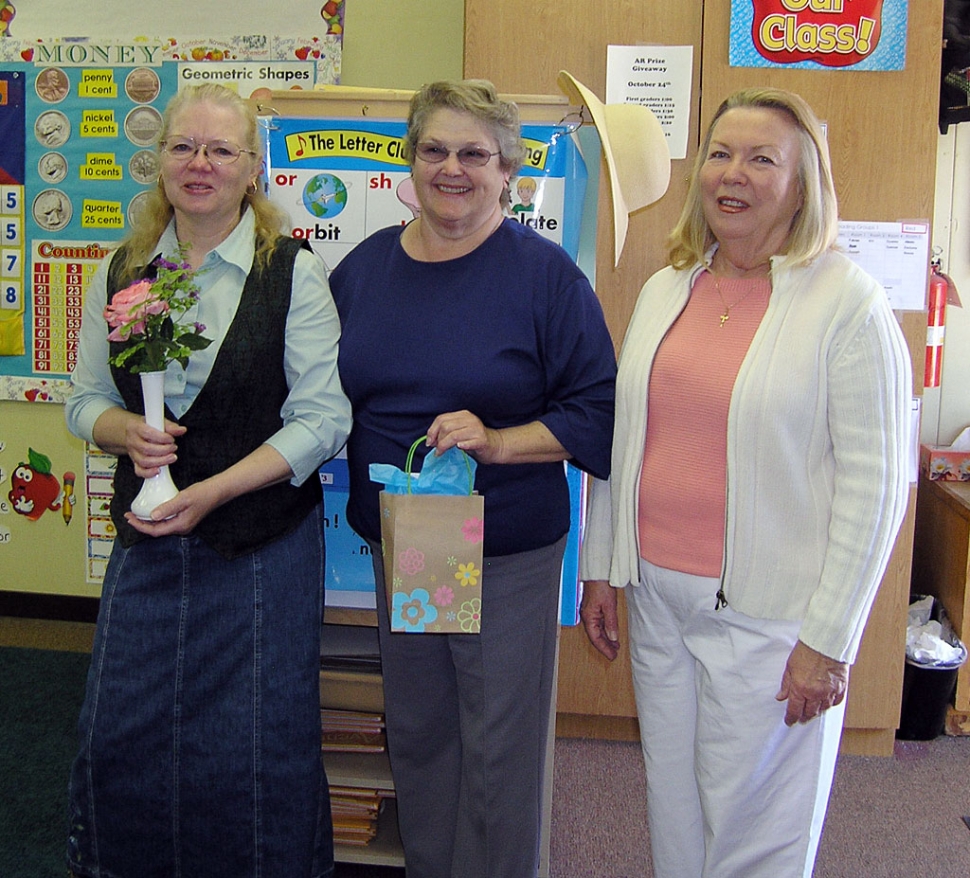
[302,173,348,219]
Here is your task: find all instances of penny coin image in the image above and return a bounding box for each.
[35,67,70,103]
[129,149,161,184]
[124,105,163,146]
[125,67,161,104]
[33,188,72,232]
[38,152,68,184]
[34,110,70,148]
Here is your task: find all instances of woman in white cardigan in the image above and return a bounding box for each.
[580,87,910,878]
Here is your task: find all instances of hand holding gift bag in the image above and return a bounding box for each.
[370,436,484,633]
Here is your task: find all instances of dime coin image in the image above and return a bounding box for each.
[38,152,68,184]
[35,110,70,148]
[35,67,70,103]
[129,149,161,184]
[33,188,72,232]
[124,105,163,147]
[125,67,161,104]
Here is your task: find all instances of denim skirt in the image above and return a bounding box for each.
[68,505,334,878]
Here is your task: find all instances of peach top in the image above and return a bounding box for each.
[638,271,770,576]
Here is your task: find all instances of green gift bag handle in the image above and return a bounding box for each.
[405,435,475,496]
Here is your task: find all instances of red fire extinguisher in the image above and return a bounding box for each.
[925,258,949,389]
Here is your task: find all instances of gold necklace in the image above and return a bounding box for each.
[712,275,760,328]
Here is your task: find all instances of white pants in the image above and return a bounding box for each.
[627,559,845,878]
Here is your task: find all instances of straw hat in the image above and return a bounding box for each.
[558,71,670,266]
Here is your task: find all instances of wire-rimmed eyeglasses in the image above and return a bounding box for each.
[414,142,500,168]
[160,136,257,166]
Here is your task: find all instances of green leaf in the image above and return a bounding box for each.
[181,334,212,351]
[27,447,53,475]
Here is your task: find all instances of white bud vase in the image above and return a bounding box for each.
[130,369,179,521]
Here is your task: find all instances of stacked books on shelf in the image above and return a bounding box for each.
[328,783,395,847]
[320,624,396,851]
[321,708,394,847]
[321,708,387,753]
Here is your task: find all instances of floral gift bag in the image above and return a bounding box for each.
[371,437,484,634]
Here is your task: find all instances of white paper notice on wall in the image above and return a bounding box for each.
[606,45,693,161]
[837,220,930,311]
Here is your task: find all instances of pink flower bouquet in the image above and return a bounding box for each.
[105,247,211,374]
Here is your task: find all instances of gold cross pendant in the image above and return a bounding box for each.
[719,311,729,327]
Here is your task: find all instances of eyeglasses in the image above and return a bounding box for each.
[160,136,257,166]
[414,142,500,168]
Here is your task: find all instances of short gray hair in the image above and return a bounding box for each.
[403,79,526,176]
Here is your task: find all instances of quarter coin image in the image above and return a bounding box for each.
[33,188,72,232]
[127,191,152,227]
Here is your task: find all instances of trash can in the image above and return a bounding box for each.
[897,595,968,741]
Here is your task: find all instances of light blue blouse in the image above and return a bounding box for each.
[66,209,351,485]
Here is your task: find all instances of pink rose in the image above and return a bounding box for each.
[104,280,169,341]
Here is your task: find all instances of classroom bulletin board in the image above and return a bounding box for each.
[0,2,343,594]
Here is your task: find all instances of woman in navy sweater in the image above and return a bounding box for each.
[329,79,616,878]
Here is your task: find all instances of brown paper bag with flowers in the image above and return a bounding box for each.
[377,437,484,634]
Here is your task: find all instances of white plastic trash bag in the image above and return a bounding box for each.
[906,595,968,668]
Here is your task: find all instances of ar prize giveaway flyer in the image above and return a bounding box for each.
[263,117,588,267]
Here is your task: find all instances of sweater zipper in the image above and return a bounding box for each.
[716,429,730,611]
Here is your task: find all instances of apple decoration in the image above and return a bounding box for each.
[320,0,344,35]
[8,447,63,521]
[0,0,15,36]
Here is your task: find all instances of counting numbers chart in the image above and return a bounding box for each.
[32,256,97,374]
[1,185,23,314]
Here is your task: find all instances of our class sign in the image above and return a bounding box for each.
[730,0,908,71]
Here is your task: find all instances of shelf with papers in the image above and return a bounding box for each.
[320,614,403,866]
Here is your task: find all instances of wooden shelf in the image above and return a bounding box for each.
[324,749,394,792]
[321,619,402,866]
[324,606,378,627]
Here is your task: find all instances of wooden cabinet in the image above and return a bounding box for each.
[911,476,970,730]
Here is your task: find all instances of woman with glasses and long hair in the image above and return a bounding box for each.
[328,79,616,877]
[65,83,350,878]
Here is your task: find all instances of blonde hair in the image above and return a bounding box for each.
[667,87,838,271]
[115,84,290,283]
[403,79,527,177]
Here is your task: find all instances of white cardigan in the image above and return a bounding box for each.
[580,250,911,663]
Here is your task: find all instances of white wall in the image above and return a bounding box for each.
[929,126,970,446]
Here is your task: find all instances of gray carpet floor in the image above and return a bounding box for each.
[2,618,968,877]
[549,735,970,877]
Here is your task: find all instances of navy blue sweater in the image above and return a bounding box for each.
[330,220,616,556]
